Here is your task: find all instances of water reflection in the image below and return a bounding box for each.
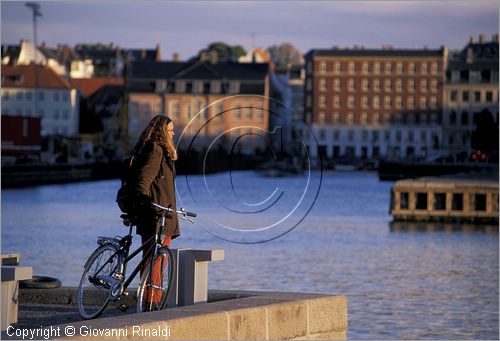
[389,221,499,234]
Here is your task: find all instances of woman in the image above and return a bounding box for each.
[132,114,179,306]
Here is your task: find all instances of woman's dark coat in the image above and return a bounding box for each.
[133,141,179,239]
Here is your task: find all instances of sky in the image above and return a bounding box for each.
[1,1,499,60]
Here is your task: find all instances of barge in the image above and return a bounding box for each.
[390,172,499,225]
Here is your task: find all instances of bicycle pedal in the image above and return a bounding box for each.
[117,304,129,312]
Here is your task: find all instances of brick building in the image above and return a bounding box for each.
[303,47,448,162]
[125,60,270,154]
[443,34,499,161]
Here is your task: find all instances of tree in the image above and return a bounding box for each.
[198,42,247,62]
[267,42,303,68]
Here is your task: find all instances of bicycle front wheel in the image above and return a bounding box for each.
[137,247,175,313]
[78,244,123,319]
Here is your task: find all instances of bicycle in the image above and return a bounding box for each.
[77,202,196,319]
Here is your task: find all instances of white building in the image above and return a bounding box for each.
[1,64,80,137]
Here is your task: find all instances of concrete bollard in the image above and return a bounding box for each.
[168,249,224,307]
[1,254,32,330]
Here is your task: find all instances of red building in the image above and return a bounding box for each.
[1,115,42,163]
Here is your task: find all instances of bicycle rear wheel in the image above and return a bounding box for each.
[137,247,175,312]
[78,244,123,319]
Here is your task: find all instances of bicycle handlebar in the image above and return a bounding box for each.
[151,202,197,222]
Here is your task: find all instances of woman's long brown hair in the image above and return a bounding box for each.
[133,114,177,160]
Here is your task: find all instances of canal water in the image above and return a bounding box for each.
[2,171,498,339]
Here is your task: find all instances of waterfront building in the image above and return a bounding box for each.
[125,59,270,154]
[1,64,80,137]
[2,40,94,78]
[303,46,448,162]
[1,115,41,165]
[442,35,499,162]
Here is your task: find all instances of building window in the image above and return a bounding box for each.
[384,114,391,125]
[420,79,427,92]
[348,79,355,92]
[193,81,204,94]
[26,91,32,100]
[334,78,341,91]
[38,91,44,101]
[420,97,427,110]
[319,95,326,108]
[319,112,326,124]
[255,105,263,121]
[430,97,438,109]
[53,92,60,101]
[385,62,392,74]
[361,113,368,124]
[373,79,381,92]
[17,91,23,100]
[333,95,340,108]
[462,91,469,102]
[434,193,446,210]
[334,62,341,73]
[347,112,354,125]
[421,63,428,75]
[384,96,391,109]
[232,105,241,120]
[229,81,240,94]
[320,61,327,74]
[452,193,463,211]
[397,62,403,74]
[396,79,402,92]
[431,80,438,92]
[385,79,392,92]
[474,194,487,211]
[450,90,457,102]
[407,96,415,109]
[486,91,493,102]
[396,96,403,109]
[333,112,340,124]
[409,63,416,74]
[348,62,355,74]
[416,192,428,210]
[374,62,381,74]
[170,101,180,119]
[362,79,369,91]
[348,96,355,109]
[408,79,415,91]
[373,113,380,125]
[373,96,380,109]
[210,80,221,93]
[431,63,438,74]
[362,96,369,109]
[62,110,69,119]
[319,78,327,91]
[400,192,409,209]
[474,91,481,102]
[363,62,369,74]
[53,109,60,119]
[306,95,312,107]
[175,80,186,93]
[244,106,252,120]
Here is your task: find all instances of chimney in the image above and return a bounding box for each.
[492,34,499,43]
[155,43,161,60]
[479,34,486,44]
[199,50,209,62]
[209,49,218,64]
[466,47,473,64]
[469,36,476,44]
[172,53,180,62]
